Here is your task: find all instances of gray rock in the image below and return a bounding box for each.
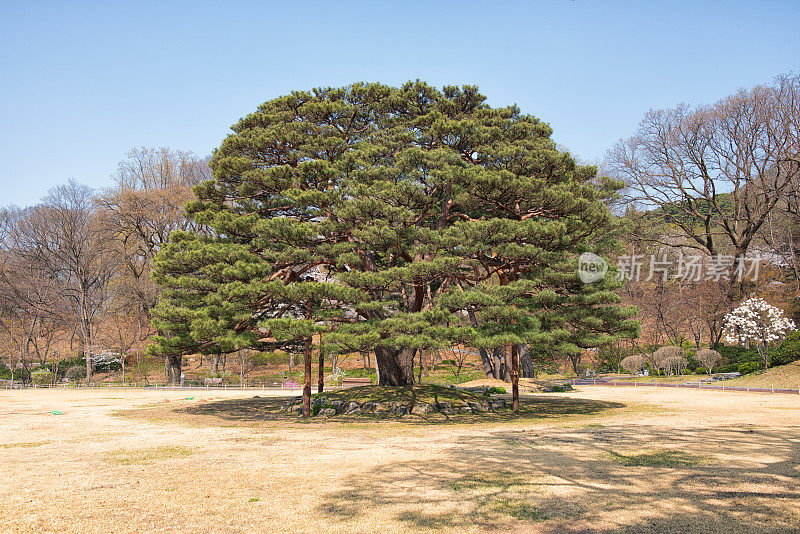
[347,401,360,412]
[468,401,489,412]
[411,402,435,414]
[320,408,336,416]
[390,403,409,415]
[490,399,507,410]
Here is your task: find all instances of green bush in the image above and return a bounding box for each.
[717,345,760,365]
[714,363,741,374]
[8,368,31,381]
[738,361,762,375]
[0,361,10,380]
[483,386,506,396]
[64,365,86,382]
[31,369,54,386]
[772,331,800,366]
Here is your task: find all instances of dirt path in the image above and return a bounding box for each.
[0,387,798,533]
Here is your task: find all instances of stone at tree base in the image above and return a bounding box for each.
[467,401,489,412]
[411,403,435,414]
[530,381,574,393]
[489,399,507,410]
[285,395,513,415]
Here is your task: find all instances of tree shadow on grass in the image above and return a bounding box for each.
[316,425,800,532]
[169,394,622,426]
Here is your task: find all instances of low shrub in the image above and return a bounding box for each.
[717,345,760,365]
[483,386,506,396]
[64,365,86,382]
[738,361,762,375]
[0,360,10,380]
[330,368,346,386]
[31,369,54,386]
[772,331,800,366]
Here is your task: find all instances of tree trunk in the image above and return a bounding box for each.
[374,346,415,386]
[500,348,512,382]
[212,354,220,374]
[166,355,181,385]
[570,354,581,375]
[79,284,94,386]
[510,344,520,413]
[518,345,535,378]
[302,337,312,417]
[758,344,769,369]
[478,347,497,378]
[468,311,498,378]
[318,348,324,393]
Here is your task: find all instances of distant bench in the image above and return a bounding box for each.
[341,377,372,388]
[204,377,223,386]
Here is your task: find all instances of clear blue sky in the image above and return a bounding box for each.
[1,1,798,207]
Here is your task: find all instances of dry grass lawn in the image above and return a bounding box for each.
[728,360,800,389]
[1,386,799,533]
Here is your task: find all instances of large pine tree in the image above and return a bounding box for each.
[149,82,637,408]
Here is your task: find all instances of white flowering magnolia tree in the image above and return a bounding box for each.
[723,298,796,368]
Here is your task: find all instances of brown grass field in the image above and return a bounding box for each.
[1,386,799,533]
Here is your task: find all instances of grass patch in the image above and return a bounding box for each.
[106,445,195,465]
[451,472,530,492]
[608,449,705,467]
[493,499,549,521]
[0,440,53,448]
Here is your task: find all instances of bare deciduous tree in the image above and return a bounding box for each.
[608,74,800,301]
[620,353,646,374]
[17,181,114,383]
[96,147,210,383]
[694,348,722,375]
[651,346,687,376]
